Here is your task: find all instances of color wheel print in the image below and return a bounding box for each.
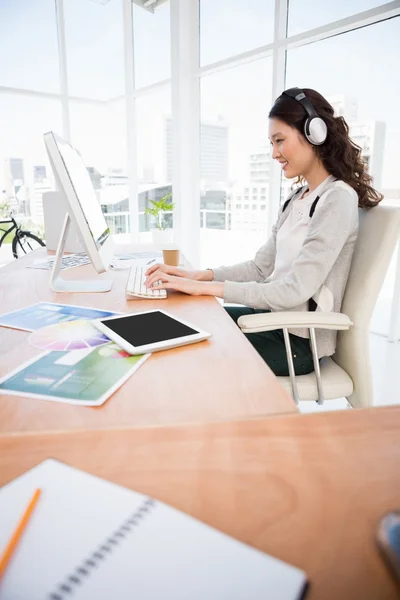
[29,319,110,351]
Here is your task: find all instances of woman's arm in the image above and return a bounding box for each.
[145,222,279,296]
[221,188,359,310]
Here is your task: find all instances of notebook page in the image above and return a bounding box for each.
[73,501,307,600]
[0,460,145,600]
[0,460,307,600]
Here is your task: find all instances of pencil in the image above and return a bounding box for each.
[0,488,41,579]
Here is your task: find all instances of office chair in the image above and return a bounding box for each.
[238,205,400,408]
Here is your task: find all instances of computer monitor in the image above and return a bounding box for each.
[44,131,114,292]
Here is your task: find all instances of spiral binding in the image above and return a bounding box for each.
[48,497,156,600]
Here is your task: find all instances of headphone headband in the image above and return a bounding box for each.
[281,87,327,145]
[282,88,319,120]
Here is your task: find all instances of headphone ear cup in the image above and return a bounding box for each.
[304,117,327,145]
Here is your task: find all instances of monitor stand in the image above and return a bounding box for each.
[51,214,113,293]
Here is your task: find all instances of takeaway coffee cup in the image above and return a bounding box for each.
[162,244,180,267]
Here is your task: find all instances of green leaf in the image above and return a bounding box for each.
[144,207,159,217]
[144,193,174,224]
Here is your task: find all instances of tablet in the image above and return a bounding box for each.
[92,309,211,355]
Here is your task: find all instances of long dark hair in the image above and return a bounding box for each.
[268,88,383,208]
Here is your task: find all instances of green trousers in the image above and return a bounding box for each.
[225,306,315,377]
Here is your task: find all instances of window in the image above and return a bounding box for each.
[69,100,127,178]
[0,0,59,93]
[133,1,171,89]
[136,88,172,233]
[200,58,272,266]
[64,0,124,100]
[285,18,400,194]
[200,0,274,66]
[288,0,389,36]
[0,95,62,226]
[69,99,128,231]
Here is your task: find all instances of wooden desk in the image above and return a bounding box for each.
[0,249,295,434]
[1,406,399,599]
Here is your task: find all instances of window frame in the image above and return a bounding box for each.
[0,0,398,262]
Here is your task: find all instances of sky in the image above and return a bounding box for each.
[0,0,399,193]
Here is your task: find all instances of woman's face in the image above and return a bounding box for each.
[268,118,316,179]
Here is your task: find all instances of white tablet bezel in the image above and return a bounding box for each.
[92,309,211,355]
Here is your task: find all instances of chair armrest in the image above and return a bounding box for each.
[238,311,353,334]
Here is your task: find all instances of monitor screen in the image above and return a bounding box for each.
[55,136,110,248]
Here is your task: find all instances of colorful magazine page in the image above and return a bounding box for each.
[0,343,150,407]
[0,302,119,332]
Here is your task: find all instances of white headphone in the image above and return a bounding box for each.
[282,87,328,146]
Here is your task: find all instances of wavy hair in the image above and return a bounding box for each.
[268,88,383,208]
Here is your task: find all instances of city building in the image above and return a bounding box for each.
[3,158,25,214]
[330,96,385,189]
[249,148,270,184]
[329,94,358,121]
[4,157,24,191]
[229,145,270,233]
[166,116,228,185]
[33,165,47,183]
[350,121,385,189]
[231,182,269,233]
[87,166,103,190]
[200,187,230,230]
[100,167,128,188]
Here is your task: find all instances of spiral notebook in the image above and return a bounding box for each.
[0,460,308,600]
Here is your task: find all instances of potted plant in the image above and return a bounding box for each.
[144,192,175,246]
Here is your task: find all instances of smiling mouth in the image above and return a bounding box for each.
[279,161,288,170]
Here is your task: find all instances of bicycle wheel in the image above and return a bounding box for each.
[12,231,45,259]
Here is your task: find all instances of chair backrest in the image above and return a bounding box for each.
[334,205,400,408]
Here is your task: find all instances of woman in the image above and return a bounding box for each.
[145,87,383,376]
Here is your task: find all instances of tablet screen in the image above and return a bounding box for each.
[100,311,199,348]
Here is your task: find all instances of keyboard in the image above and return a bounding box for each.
[125,265,167,300]
[27,253,90,271]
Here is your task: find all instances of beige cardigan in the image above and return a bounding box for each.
[212,180,359,358]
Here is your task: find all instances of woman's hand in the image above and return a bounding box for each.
[145,268,224,298]
[145,263,214,281]
[145,263,195,280]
